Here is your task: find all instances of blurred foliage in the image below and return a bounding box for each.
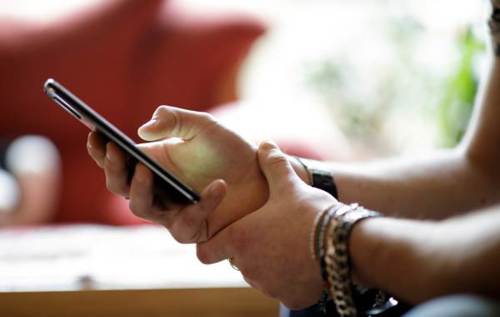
[305,14,429,154]
[437,28,485,147]
[306,19,485,154]
[305,59,392,152]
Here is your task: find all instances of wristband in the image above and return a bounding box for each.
[295,157,338,199]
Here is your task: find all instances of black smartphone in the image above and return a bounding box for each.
[44,78,200,206]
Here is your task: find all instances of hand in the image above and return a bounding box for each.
[196,141,338,309]
[87,106,269,242]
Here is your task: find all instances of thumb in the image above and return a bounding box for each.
[138,106,215,141]
[257,141,300,195]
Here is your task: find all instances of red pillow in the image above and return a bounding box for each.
[0,0,266,224]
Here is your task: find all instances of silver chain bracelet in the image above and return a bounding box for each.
[325,204,381,317]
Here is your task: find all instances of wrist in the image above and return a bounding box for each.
[349,217,384,287]
[320,204,384,316]
[350,217,442,303]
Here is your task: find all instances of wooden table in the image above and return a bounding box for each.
[0,225,279,317]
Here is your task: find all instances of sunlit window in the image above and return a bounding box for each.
[189,0,488,159]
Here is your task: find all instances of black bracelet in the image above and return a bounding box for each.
[295,156,339,199]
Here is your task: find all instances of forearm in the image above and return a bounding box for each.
[291,57,500,220]
[292,150,500,219]
[349,207,500,304]
[325,149,499,219]
[333,40,500,218]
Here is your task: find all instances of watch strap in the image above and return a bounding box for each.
[295,156,338,199]
[311,168,338,199]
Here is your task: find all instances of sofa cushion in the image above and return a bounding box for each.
[0,0,265,224]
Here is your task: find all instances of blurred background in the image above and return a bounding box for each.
[0,0,491,314]
[203,0,488,158]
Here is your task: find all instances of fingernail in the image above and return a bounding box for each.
[210,181,220,195]
[211,180,225,198]
[138,119,158,139]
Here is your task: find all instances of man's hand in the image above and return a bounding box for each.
[196,141,337,309]
[87,106,269,242]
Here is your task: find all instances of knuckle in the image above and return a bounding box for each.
[267,152,289,167]
[155,106,171,120]
[196,245,212,264]
[169,218,199,244]
[160,109,181,134]
[171,110,182,132]
[170,230,190,244]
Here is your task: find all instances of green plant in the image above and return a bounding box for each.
[437,28,485,147]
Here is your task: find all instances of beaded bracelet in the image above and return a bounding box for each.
[310,204,332,262]
[309,204,338,314]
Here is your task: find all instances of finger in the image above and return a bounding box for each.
[169,179,227,244]
[128,163,157,222]
[196,221,243,264]
[138,105,216,141]
[103,142,130,197]
[257,141,301,195]
[87,132,106,168]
